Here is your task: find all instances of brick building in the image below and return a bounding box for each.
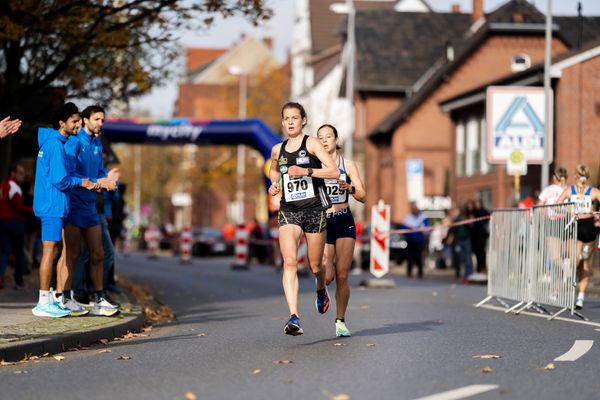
[357,0,600,221]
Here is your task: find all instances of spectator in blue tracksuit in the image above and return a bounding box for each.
[58,104,119,317]
[402,201,430,278]
[32,102,96,318]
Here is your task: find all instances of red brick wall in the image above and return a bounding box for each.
[385,35,569,220]
[555,55,600,182]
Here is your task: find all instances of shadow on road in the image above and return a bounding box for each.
[301,320,444,345]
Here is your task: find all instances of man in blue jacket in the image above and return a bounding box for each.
[32,102,98,318]
[58,105,119,316]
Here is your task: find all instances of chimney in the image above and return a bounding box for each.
[263,37,273,50]
[472,0,483,23]
[451,4,461,13]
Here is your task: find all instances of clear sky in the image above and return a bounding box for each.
[131,0,600,119]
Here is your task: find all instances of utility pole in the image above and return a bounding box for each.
[541,0,552,189]
[344,0,355,160]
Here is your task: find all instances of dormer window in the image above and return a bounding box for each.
[511,54,531,72]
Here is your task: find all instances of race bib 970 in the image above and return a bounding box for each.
[283,174,315,202]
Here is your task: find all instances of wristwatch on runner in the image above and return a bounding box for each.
[307,167,313,177]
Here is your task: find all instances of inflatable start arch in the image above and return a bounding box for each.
[102,118,281,161]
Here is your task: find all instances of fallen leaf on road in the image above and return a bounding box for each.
[544,363,555,370]
[273,360,293,364]
[1,361,21,366]
[480,366,493,373]
[366,343,376,347]
[322,389,351,400]
[184,391,197,400]
[96,339,109,345]
[53,356,65,361]
[98,349,112,354]
[116,356,131,360]
[331,394,351,400]
[42,353,50,357]
[473,354,501,359]
[333,343,346,347]
[360,305,369,310]
[253,369,261,375]
[196,333,206,337]
[432,291,438,297]
[142,326,153,333]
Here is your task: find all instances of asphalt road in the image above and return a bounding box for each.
[2,253,600,400]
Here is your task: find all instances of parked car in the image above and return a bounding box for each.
[192,228,234,257]
[360,223,408,270]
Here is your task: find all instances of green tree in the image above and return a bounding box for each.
[0,1,271,114]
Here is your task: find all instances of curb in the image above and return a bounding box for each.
[0,306,144,363]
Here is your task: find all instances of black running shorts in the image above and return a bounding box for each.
[325,207,356,245]
[278,209,326,234]
[577,217,596,243]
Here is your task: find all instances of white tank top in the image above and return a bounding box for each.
[324,157,351,204]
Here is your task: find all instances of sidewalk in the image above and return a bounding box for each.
[0,272,144,363]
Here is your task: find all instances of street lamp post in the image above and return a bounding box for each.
[542,0,552,189]
[229,66,247,224]
[344,0,355,161]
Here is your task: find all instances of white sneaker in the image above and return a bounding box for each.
[61,298,89,317]
[90,298,120,316]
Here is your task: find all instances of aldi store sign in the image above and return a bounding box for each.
[486,86,552,164]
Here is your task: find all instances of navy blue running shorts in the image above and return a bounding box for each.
[325,207,356,245]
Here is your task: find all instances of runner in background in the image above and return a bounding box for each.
[317,124,366,337]
[557,164,600,309]
[268,102,339,336]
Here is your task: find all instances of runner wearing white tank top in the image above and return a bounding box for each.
[317,124,366,337]
[557,164,600,309]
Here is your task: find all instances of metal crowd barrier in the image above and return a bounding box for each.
[476,204,579,320]
[477,208,532,313]
[525,203,578,319]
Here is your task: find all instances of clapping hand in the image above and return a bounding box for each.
[0,116,22,139]
[107,168,120,182]
[97,177,117,191]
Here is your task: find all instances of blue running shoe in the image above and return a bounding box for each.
[284,314,303,336]
[32,302,70,318]
[315,288,330,314]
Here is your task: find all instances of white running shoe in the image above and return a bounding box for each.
[90,298,120,316]
[61,298,89,317]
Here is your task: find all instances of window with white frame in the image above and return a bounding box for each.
[455,116,492,177]
[456,122,466,176]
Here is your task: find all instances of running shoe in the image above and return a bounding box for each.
[575,297,584,310]
[90,298,120,316]
[284,314,303,336]
[335,320,351,337]
[103,294,121,309]
[32,302,70,318]
[61,298,89,317]
[315,287,330,314]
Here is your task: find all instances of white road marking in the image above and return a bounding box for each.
[554,340,594,362]
[413,384,499,400]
